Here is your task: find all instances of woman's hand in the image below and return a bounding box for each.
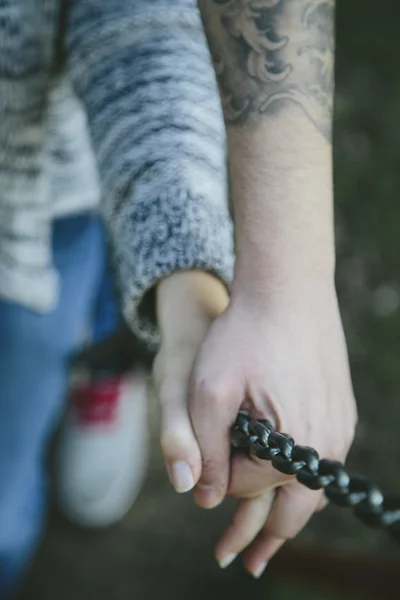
[153,270,229,493]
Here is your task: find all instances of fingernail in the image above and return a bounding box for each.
[218,553,237,569]
[170,461,194,493]
[196,484,219,508]
[252,561,268,579]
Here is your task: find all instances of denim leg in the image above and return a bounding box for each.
[0,215,108,596]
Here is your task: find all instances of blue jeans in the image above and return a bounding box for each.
[0,215,118,596]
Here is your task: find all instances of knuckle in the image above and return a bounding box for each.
[160,412,198,456]
[160,427,192,458]
[160,429,181,456]
[195,378,229,406]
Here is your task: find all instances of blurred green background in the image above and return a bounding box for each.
[17,2,400,599]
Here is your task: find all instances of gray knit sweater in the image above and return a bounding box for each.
[0,0,234,341]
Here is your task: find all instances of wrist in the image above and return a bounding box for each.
[157,271,229,343]
[233,241,335,294]
[231,263,337,316]
[232,184,336,304]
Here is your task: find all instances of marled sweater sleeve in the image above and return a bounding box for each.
[66,0,234,343]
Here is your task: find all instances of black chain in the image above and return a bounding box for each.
[231,413,400,545]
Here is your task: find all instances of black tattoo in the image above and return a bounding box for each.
[199,0,334,141]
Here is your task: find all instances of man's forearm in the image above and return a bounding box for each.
[199,0,336,296]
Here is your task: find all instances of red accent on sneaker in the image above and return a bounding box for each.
[71,377,123,426]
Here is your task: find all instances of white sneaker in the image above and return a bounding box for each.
[56,370,149,527]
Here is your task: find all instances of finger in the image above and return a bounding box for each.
[215,491,276,569]
[245,536,285,579]
[190,378,240,509]
[228,451,293,498]
[266,484,323,539]
[244,484,322,578]
[158,377,202,494]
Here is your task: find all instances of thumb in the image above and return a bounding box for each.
[155,355,202,494]
[190,378,241,509]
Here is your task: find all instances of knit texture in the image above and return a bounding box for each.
[0,0,234,342]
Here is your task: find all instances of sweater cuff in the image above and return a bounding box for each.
[110,189,234,345]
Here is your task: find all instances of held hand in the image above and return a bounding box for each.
[189,285,357,577]
[153,271,229,494]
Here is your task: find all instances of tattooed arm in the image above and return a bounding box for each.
[187,0,356,576]
[198,0,335,292]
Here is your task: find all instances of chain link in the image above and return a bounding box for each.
[231,413,400,545]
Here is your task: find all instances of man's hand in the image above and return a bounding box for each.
[193,0,347,576]
[189,283,357,577]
